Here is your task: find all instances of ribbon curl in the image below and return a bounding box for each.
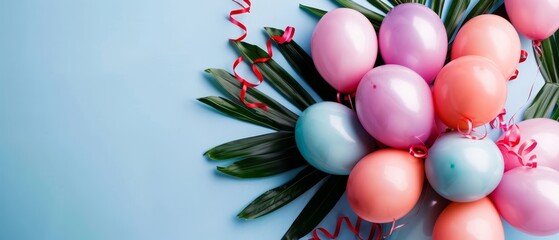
[492,109,538,168]
[309,216,383,240]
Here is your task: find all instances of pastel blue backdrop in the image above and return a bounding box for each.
[0,0,556,239]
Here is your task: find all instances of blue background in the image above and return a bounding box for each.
[0,0,556,239]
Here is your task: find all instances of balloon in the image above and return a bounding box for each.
[498,118,559,172]
[295,102,376,175]
[355,65,434,149]
[347,149,424,223]
[425,132,504,202]
[433,197,505,240]
[379,3,447,84]
[383,184,450,240]
[433,55,507,129]
[451,14,521,79]
[491,166,559,236]
[311,8,378,93]
[504,220,559,240]
[505,0,559,40]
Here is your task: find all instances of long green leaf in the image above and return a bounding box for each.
[282,175,348,240]
[264,27,338,102]
[463,0,496,24]
[541,34,558,84]
[238,167,328,220]
[299,4,327,18]
[430,0,445,17]
[387,0,402,6]
[523,83,559,119]
[198,96,284,131]
[444,0,471,39]
[205,132,294,160]
[332,0,383,29]
[233,42,316,111]
[366,0,392,13]
[217,147,307,178]
[205,68,298,125]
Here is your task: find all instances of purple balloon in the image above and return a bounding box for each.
[355,65,434,149]
[379,3,447,84]
[491,166,559,236]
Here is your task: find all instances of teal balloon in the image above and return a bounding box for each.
[383,183,450,240]
[425,132,504,202]
[295,102,375,175]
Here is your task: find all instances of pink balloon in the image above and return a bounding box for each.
[498,118,559,172]
[491,166,559,236]
[355,65,434,149]
[311,8,378,93]
[505,0,559,40]
[379,3,447,84]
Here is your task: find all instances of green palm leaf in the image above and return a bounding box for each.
[264,27,337,102]
[282,175,348,240]
[430,0,445,17]
[233,42,316,111]
[205,132,295,161]
[443,0,471,39]
[238,167,328,219]
[299,4,327,18]
[463,0,497,24]
[332,0,383,29]
[217,147,307,178]
[198,96,287,131]
[366,0,392,13]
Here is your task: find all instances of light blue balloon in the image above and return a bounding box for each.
[295,102,375,175]
[425,132,504,202]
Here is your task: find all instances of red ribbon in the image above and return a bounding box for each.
[309,216,383,240]
[336,92,355,110]
[227,0,295,110]
[509,50,529,81]
[533,40,543,57]
[492,109,538,168]
[229,0,251,42]
[409,145,428,158]
[456,117,487,140]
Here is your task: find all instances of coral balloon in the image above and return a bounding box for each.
[433,198,505,240]
[426,132,504,202]
[295,102,376,175]
[498,118,559,172]
[505,0,559,40]
[491,166,559,236]
[451,14,521,79]
[355,65,434,149]
[347,149,424,223]
[433,56,507,129]
[379,3,447,84]
[311,8,377,93]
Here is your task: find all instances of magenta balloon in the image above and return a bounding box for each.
[491,166,559,236]
[311,8,378,93]
[379,3,447,84]
[498,118,559,172]
[356,64,434,149]
[505,0,559,40]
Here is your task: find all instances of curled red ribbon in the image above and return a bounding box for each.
[456,117,487,140]
[309,216,383,240]
[336,92,355,110]
[509,50,529,81]
[533,40,543,57]
[227,0,295,110]
[409,145,428,158]
[492,109,538,168]
[229,0,251,42]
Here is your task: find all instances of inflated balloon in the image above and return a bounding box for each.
[295,102,376,175]
[433,198,505,240]
[355,65,434,149]
[433,56,507,129]
[311,8,378,93]
[498,118,559,172]
[491,166,559,236]
[379,3,447,84]
[505,0,559,40]
[426,132,504,202]
[504,220,559,240]
[383,184,450,240]
[451,14,521,79]
[347,149,424,223]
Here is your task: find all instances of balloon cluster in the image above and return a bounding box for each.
[295,2,559,239]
